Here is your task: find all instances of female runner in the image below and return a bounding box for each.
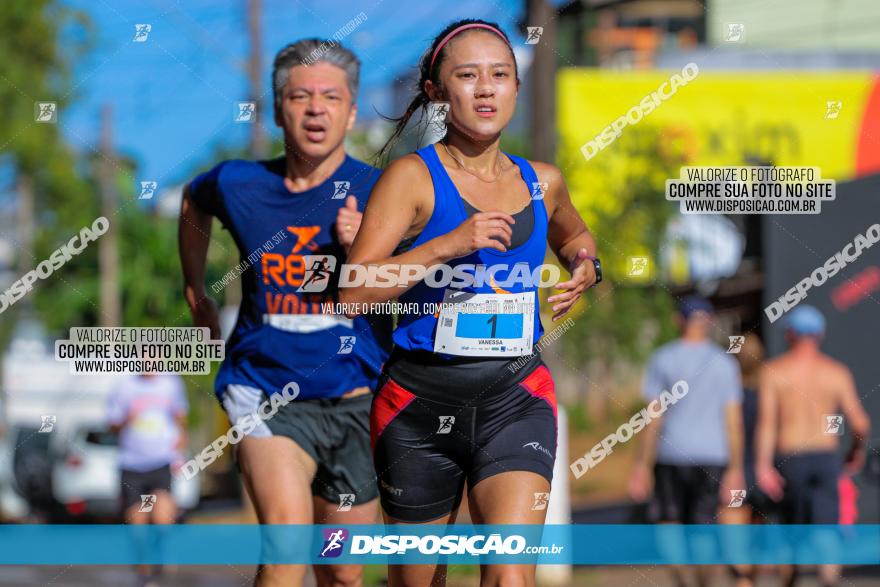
[341,19,599,586]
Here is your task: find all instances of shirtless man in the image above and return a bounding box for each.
[756,305,871,587]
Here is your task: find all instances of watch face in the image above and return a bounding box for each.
[593,259,602,283]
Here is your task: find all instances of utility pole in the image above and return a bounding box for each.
[526,6,571,585]
[98,104,121,327]
[16,174,34,278]
[0,173,37,412]
[529,0,558,163]
[247,0,267,158]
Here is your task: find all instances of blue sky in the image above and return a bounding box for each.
[61,0,526,187]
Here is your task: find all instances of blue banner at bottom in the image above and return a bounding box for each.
[0,525,877,565]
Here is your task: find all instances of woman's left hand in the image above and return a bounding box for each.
[547,248,596,321]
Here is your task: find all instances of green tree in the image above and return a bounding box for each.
[0,0,91,204]
[555,124,683,420]
[0,1,91,348]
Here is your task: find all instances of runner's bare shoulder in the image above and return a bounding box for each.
[528,160,564,184]
[377,153,435,221]
[528,160,566,209]
[759,357,786,387]
[820,354,853,382]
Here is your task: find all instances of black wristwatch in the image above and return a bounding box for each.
[586,255,602,286]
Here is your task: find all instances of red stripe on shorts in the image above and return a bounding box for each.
[519,365,557,419]
[370,378,416,452]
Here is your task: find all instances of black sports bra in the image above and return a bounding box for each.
[460,198,534,250]
[395,198,535,255]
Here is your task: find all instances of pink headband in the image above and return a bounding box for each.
[429,23,509,71]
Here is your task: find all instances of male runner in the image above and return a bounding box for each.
[179,39,390,587]
[629,297,744,587]
[756,305,870,587]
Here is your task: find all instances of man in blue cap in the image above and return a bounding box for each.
[756,305,870,587]
[630,296,745,587]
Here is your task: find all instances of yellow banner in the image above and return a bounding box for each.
[555,69,880,282]
[558,69,880,182]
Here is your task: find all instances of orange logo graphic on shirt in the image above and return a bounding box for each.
[262,225,333,315]
[286,226,321,253]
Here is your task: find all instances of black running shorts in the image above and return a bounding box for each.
[222,385,378,505]
[651,463,725,524]
[121,465,172,511]
[370,350,557,523]
[775,451,841,524]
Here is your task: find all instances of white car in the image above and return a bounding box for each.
[52,424,200,520]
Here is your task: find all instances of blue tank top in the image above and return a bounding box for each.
[393,144,548,354]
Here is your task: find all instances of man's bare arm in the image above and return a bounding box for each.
[755,365,785,500]
[720,402,746,502]
[179,185,211,308]
[725,402,745,472]
[755,365,778,469]
[176,413,188,451]
[178,185,220,338]
[839,368,871,471]
[628,414,663,502]
[636,415,662,469]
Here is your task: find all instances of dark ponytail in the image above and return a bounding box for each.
[373,18,516,166]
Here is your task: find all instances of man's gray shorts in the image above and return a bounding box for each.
[222,384,379,505]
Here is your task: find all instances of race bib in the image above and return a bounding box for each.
[433,290,534,357]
